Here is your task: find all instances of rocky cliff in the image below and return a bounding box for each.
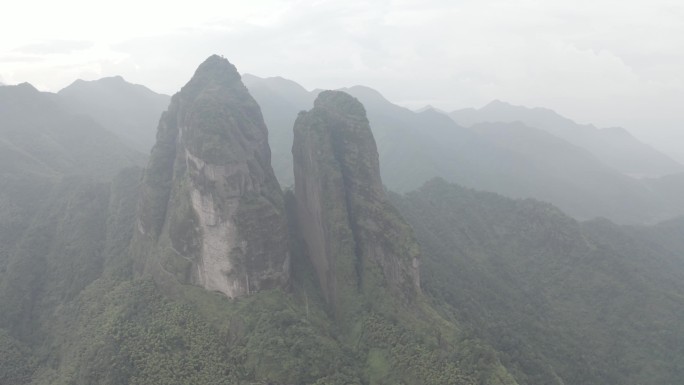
[131,55,289,298]
[293,90,420,312]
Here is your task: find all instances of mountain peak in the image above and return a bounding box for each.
[98,75,126,84]
[59,76,153,96]
[15,82,39,93]
[415,104,448,114]
[131,56,289,298]
[241,73,312,103]
[293,90,420,313]
[482,99,518,111]
[174,55,244,105]
[0,82,53,113]
[187,55,240,86]
[243,74,295,85]
[314,90,367,116]
[199,54,233,69]
[486,99,508,107]
[340,85,389,105]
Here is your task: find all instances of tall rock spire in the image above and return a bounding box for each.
[293,90,420,313]
[131,55,289,298]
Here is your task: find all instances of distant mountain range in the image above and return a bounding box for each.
[243,75,684,224]
[450,100,683,178]
[241,74,313,188]
[4,74,680,225]
[58,76,170,154]
[0,82,145,179]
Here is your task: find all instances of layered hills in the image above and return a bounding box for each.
[58,76,170,154]
[0,82,145,178]
[450,100,683,178]
[0,57,682,385]
[0,82,147,298]
[241,73,314,187]
[243,75,683,224]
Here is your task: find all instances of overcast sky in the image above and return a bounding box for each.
[2,0,683,161]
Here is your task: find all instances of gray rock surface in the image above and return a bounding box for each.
[131,55,289,298]
[293,90,420,312]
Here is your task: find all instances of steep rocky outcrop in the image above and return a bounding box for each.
[131,55,289,298]
[293,90,420,311]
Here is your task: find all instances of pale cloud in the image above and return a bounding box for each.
[1,43,129,90]
[1,0,682,161]
[14,40,94,55]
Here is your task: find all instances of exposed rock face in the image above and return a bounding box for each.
[293,90,420,310]
[131,55,289,298]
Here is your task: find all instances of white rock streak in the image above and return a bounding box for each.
[186,148,246,298]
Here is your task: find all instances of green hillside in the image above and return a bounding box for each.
[391,179,684,384]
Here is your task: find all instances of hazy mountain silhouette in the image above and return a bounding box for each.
[58,76,170,154]
[241,74,314,187]
[471,121,663,222]
[451,100,683,178]
[244,76,683,224]
[0,82,145,178]
[644,172,684,214]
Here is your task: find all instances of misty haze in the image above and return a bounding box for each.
[1,1,683,384]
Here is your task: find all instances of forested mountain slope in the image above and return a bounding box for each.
[391,179,684,385]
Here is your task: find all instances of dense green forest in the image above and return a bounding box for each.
[391,179,684,384]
